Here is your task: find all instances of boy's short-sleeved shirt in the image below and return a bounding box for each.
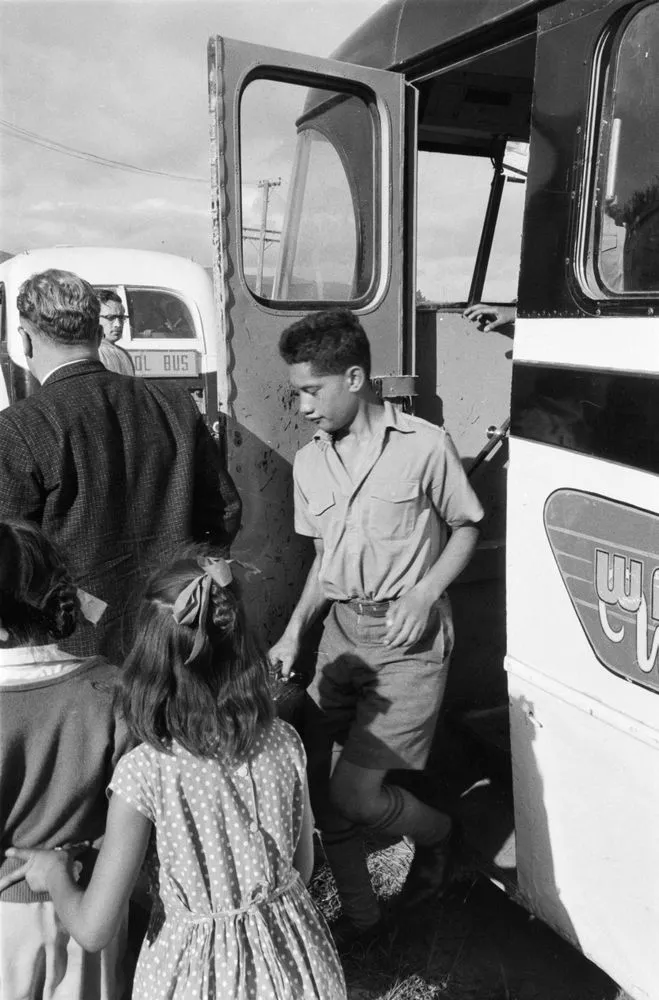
[293,401,484,602]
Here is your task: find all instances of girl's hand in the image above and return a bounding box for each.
[0,847,68,893]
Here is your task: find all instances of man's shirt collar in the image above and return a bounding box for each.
[312,400,414,446]
[40,357,95,385]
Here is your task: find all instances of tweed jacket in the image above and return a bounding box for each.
[0,360,241,660]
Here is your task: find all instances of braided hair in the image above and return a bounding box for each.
[0,520,79,646]
[118,547,275,760]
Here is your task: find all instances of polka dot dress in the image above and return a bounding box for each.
[110,719,346,999]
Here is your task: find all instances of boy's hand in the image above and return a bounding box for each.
[0,847,68,894]
[384,590,436,648]
[268,633,301,679]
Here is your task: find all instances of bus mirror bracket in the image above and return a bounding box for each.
[371,375,418,400]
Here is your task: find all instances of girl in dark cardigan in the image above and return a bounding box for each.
[0,519,131,1000]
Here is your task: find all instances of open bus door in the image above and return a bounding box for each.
[207,37,415,643]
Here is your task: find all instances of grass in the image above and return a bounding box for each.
[308,835,628,1000]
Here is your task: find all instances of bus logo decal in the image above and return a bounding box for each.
[545,490,659,694]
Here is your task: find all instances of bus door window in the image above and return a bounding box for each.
[416,140,527,306]
[584,3,659,297]
[239,77,377,306]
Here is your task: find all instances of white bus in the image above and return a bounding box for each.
[206,2,659,997]
[0,247,224,428]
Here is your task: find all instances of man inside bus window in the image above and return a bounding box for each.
[97,289,135,376]
[270,309,483,945]
[0,269,242,662]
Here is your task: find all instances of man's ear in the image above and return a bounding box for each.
[19,325,33,360]
[346,365,366,392]
[95,324,103,347]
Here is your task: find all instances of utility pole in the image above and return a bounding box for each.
[256,177,281,295]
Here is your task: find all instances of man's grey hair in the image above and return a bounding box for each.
[17,269,100,346]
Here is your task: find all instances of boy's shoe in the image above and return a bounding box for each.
[399,823,456,908]
[330,913,384,952]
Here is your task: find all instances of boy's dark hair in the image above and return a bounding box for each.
[118,547,275,760]
[0,520,78,646]
[278,308,371,379]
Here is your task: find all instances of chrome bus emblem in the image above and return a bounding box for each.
[545,489,659,693]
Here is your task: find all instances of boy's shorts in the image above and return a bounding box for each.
[305,593,454,775]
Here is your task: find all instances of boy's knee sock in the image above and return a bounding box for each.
[366,783,452,846]
[320,823,381,929]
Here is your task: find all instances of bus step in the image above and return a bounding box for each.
[455,704,511,756]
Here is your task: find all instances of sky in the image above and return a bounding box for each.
[0,0,525,301]
[0,0,382,260]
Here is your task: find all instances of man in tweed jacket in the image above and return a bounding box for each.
[0,269,241,661]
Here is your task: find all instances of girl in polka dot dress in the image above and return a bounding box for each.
[4,550,346,1000]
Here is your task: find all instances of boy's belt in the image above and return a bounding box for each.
[342,598,392,617]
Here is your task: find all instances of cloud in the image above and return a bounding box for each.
[130,198,208,217]
[0,0,381,259]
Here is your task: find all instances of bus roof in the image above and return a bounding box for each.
[331,0,553,73]
[0,247,211,298]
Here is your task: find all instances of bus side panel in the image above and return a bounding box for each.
[510,2,659,995]
[507,435,659,1000]
[508,665,659,1000]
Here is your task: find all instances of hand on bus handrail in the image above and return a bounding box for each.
[462,303,516,333]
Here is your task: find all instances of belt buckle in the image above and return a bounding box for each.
[354,599,389,617]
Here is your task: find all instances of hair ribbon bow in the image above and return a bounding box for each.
[172,557,233,663]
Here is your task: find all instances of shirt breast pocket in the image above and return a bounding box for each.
[309,492,337,538]
[368,481,419,540]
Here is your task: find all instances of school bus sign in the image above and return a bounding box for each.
[545,490,659,694]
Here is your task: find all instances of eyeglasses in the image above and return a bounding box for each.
[101,313,127,324]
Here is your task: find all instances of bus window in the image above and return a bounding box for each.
[126,288,196,339]
[416,140,527,305]
[416,152,491,303]
[481,143,527,303]
[239,77,377,306]
[585,3,659,296]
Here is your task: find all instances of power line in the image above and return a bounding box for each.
[0,119,207,184]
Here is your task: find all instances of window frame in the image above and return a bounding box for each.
[122,285,201,344]
[236,67,383,312]
[576,0,659,311]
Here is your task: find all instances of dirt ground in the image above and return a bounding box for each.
[310,838,629,1000]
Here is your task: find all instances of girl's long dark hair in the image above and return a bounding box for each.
[0,519,78,646]
[117,549,275,760]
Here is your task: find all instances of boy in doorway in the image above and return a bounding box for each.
[269,309,484,943]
